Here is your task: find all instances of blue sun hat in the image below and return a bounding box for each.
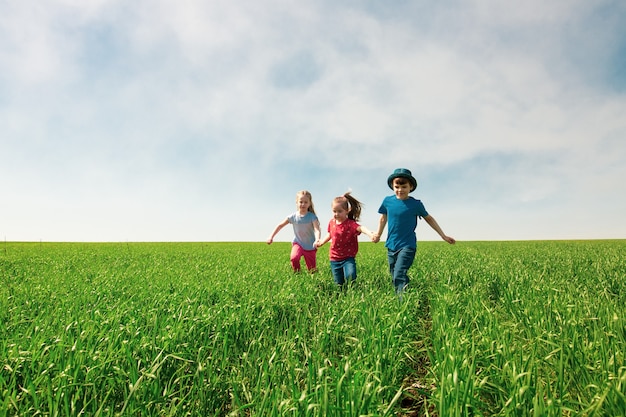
[387,168,418,191]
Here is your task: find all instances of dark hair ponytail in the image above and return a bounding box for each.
[333,192,363,221]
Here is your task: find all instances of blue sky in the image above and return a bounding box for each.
[1,0,625,242]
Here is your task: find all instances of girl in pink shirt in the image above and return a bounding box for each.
[316,192,375,287]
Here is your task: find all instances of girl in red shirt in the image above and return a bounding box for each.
[316,192,375,287]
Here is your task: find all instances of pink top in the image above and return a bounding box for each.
[328,218,361,261]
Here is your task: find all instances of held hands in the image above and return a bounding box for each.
[359,227,380,243]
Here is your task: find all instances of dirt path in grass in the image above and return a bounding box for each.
[397,297,437,416]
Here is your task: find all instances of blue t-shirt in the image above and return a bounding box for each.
[288,211,318,251]
[378,196,429,251]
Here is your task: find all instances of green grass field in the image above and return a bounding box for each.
[1,240,624,416]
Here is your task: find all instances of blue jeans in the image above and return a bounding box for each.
[387,247,416,293]
[330,257,357,286]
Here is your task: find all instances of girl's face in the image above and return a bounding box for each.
[332,202,349,223]
[393,179,411,200]
[296,196,311,214]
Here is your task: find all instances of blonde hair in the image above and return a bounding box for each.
[333,192,363,221]
[296,190,316,215]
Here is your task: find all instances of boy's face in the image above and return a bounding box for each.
[392,179,411,200]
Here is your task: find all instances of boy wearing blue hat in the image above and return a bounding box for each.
[373,168,455,294]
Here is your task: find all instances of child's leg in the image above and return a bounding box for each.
[302,248,317,271]
[387,249,398,282]
[290,243,304,272]
[330,260,345,285]
[389,247,416,293]
[343,257,357,283]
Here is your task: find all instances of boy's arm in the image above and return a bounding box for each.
[372,214,387,243]
[423,215,456,244]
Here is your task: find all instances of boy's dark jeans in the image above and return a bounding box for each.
[387,247,416,293]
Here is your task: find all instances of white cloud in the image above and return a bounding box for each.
[1,0,625,241]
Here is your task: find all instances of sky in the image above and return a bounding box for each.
[1,0,625,242]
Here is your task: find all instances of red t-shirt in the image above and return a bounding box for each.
[328,219,361,261]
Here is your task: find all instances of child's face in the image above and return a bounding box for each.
[392,179,411,200]
[332,202,348,222]
[296,196,311,213]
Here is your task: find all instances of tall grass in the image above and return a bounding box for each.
[1,240,624,415]
[1,242,419,416]
[422,241,626,416]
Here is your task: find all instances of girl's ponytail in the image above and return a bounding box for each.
[342,192,363,221]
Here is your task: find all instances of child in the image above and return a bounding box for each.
[316,192,375,286]
[267,190,321,273]
[372,168,455,294]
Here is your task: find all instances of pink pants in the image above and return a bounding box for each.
[290,243,317,272]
